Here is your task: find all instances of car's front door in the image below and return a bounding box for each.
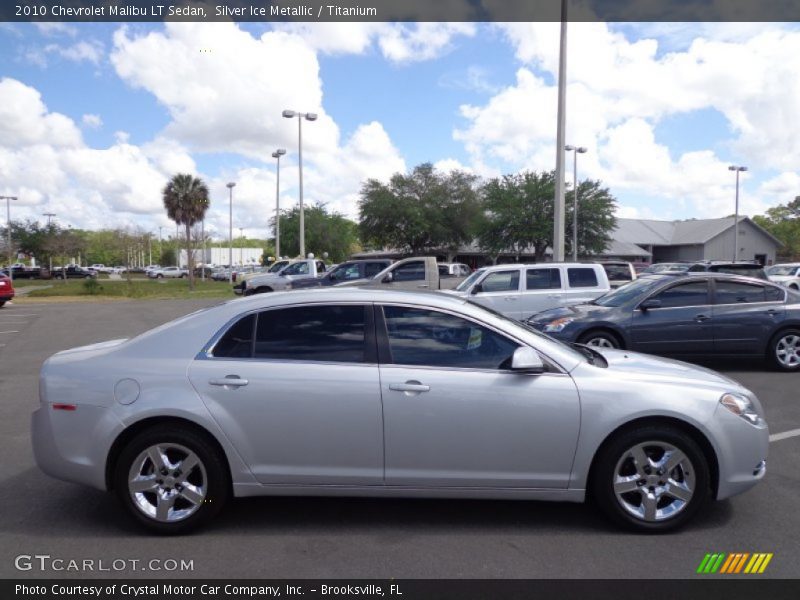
[628,280,714,354]
[377,305,581,488]
[188,304,383,485]
[712,280,786,354]
[470,268,523,318]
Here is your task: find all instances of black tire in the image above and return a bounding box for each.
[181,274,187,279]
[113,424,229,534]
[85,275,92,279]
[591,425,710,533]
[578,330,622,349]
[157,274,163,279]
[789,284,799,291]
[254,287,272,294]
[767,328,800,372]
[0,301,5,308]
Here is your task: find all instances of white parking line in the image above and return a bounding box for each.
[0,313,37,317]
[0,330,19,334]
[769,428,800,443]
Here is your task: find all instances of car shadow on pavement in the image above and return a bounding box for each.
[0,468,735,538]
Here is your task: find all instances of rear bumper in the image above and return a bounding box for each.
[0,293,14,302]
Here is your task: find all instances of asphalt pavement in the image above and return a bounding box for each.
[0,299,797,579]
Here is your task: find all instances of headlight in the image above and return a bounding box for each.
[720,392,761,425]
[543,317,575,332]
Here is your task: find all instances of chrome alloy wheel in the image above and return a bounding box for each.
[612,441,695,523]
[776,334,800,368]
[127,443,207,523]
[585,337,616,348]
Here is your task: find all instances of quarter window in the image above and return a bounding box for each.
[254,305,366,363]
[382,306,519,370]
[526,268,562,290]
[715,281,767,304]
[479,270,520,293]
[212,314,255,358]
[651,281,709,308]
[567,268,599,288]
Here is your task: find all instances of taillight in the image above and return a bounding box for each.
[52,403,77,411]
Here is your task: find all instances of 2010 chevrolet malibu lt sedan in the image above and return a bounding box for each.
[32,289,768,534]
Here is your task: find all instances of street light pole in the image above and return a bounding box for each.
[201,219,205,281]
[43,212,56,271]
[239,228,244,265]
[227,182,236,283]
[283,109,317,258]
[1,196,18,283]
[565,145,588,261]
[272,149,286,259]
[553,0,569,263]
[728,165,748,262]
[158,226,163,265]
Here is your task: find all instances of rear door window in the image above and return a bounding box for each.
[525,268,562,290]
[567,268,599,288]
[212,314,255,358]
[714,281,767,304]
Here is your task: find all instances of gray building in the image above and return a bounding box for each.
[600,217,783,265]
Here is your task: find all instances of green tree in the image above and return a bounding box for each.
[43,228,86,280]
[162,173,210,289]
[358,163,483,256]
[478,170,616,261]
[753,197,800,259]
[272,203,359,263]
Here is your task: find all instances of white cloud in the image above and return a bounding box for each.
[33,23,77,37]
[81,114,102,129]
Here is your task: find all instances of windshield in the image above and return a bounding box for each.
[592,277,664,307]
[465,299,586,363]
[455,269,485,292]
[603,264,632,280]
[767,265,798,276]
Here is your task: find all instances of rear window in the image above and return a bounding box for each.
[567,268,599,288]
[526,268,561,290]
[710,265,766,279]
[603,264,633,281]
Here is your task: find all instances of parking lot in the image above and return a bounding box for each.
[0,298,798,578]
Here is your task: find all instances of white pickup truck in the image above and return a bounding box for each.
[147,266,189,279]
[243,259,327,294]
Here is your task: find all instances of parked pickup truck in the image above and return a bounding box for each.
[2,263,42,279]
[337,257,467,291]
[290,259,392,290]
[243,259,327,295]
[233,260,291,295]
[147,266,188,279]
[52,265,98,279]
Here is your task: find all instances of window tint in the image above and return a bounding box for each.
[331,263,361,280]
[365,262,386,277]
[651,281,709,308]
[213,314,255,358]
[383,306,519,370]
[765,285,785,302]
[479,270,520,292]
[254,305,366,362]
[567,268,599,288]
[603,264,633,281]
[283,262,309,275]
[526,268,561,290]
[715,281,766,304]
[392,260,425,282]
[711,265,766,279]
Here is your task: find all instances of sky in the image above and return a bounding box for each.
[1,20,800,242]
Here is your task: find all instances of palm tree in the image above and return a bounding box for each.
[162,173,210,290]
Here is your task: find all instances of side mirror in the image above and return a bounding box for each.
[382,272,394,283]
[511,347,545,374]
[470,283,482,295]
[639,298,661,311]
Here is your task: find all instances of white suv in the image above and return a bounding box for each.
[449,263,611,320]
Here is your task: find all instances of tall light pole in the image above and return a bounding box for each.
[728,165,748,262]
[158,226,164,265]
[565,145,588,261]
[201,219,206,281]
[239,228,244,265]
[272,148,286,259]
[553,0,569,262]
[283,109,317,258]
[226,182,236,282]
[1,196,17,282]
[43,212,56,271]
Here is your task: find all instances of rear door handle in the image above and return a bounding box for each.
[694,314,710,322]
[209,377,249,388]
[504,296,518,301]
[766,309,780,316]
[389,381,430,393]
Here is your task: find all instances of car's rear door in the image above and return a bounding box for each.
[188,303,384,486]
[377,304,580,488]
[711,280,786,354]
[517,267,563,320]
[628,280,714,354]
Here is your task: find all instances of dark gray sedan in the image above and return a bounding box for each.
[526,273,800,371]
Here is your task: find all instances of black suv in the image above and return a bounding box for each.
[685,261,767,280]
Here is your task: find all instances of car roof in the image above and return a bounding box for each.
[477,262,601,271]
[643,271,781,285]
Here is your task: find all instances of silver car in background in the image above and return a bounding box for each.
[32,289,768,534]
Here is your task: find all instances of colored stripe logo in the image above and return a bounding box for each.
[697,553,773,574]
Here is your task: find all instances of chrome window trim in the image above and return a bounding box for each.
[377,301,570,375]
[475,267,523,294]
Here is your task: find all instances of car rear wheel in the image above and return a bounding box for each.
[591,426,710,532]
[578,330,621,349]
[157,274,163,279]
[181,274,187,279]
[254,287,273,294]
[769,328,800,371]
[0,301,5,308]
[114,425,229,534]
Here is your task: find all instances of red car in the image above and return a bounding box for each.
[0,273,15,307]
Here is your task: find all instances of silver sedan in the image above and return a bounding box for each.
[32,289,769,534]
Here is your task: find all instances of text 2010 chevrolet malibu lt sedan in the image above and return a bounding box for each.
[32,289,768,534]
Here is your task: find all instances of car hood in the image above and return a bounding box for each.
[527,303,613,325]
[592,348,741,388]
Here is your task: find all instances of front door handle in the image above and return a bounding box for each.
[766,309,780,316]
[389,381,430,394]
[504,296,518,301]
[694,314,710,322]
[209,376,249,388]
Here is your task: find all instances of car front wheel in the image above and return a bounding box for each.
[114,425,229,534]
[591,426,710,532]
[578,330,621,349]
[769,328,800,371]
